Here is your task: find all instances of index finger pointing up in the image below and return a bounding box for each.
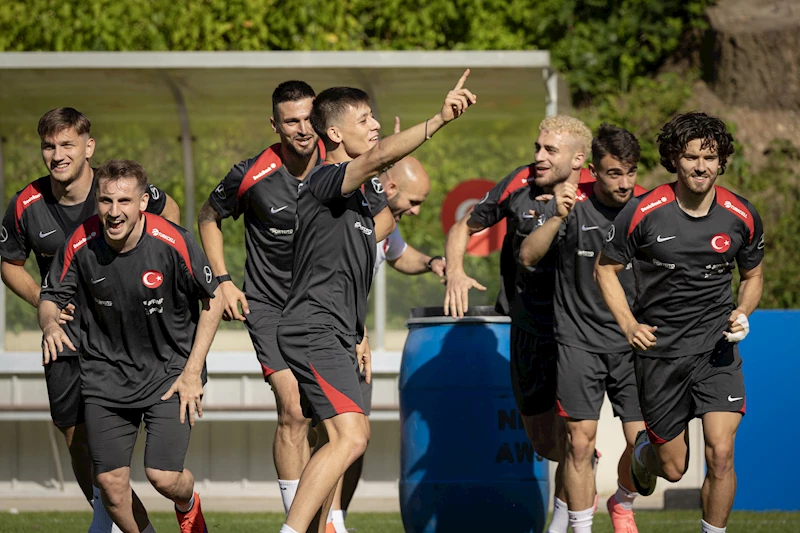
[454,69,470,90]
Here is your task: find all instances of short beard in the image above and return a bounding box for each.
[283,138,317,159]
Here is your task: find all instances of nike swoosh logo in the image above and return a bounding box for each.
[522,213,535,219]
[581,225,599,231]
[270,206,288,214]
[362,200,369,207]
[91,277,105,284]
[727,395,743,402]
[656,235,676,242]
[39,229,57,238]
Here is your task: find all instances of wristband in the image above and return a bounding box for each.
[427,256,444,271]
[216,274,232,284]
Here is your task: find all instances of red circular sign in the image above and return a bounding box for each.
[441,179,506,258]
[142,270,164,289]
[711,233,731,253]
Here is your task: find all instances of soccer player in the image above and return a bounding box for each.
[327,154,444,533]
[519,124,647,533]
[0,108,178,533]
[39,159,221,533]
[198,81,394,519]
[444,115,593,533]
[277,71,475,533]
[596,112,764,533]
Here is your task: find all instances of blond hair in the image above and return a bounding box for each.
[539,115,593,153]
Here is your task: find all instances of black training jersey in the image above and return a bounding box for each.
[468,165,532,315]
[208,141,327,308]
[40,213,218,407]
[0,176,168,355]
[537,182,638,352]
[280,162,387,343]
[603,183,764,357]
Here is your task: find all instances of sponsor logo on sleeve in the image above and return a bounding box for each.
[42,272,49,289]
[0,226,7,243]
[148,185,160,200]
[204,266,213,284]
[723,200,748,219]
[478,192,489,205]
[711,233,731,253]
[606,224,616,242]
[214,183,226,199]
[151,227,176,245]
[142,270,164,289]
[757,234,765,250]
[371,177,384,194]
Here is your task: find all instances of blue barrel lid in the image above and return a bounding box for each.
[407,306,511,326]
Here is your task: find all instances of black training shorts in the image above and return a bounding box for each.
[510,325,558,416]
[556,343,642,422]
[245,300,289,380]
[44,356,84,429]
[278,324,365,423]
[85,397,191,474]
[635,340,745,444]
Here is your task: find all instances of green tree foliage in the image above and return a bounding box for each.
[0,0,714,102]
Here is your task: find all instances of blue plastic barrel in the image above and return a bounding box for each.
[399,306,549,533]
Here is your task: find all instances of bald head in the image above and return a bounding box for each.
[380,156,431,221]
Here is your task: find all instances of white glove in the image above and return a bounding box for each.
[723,313,750,343]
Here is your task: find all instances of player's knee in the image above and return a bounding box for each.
[566,430,595,465]
[705,441,734,478]
[145,468,181,496]
[96,471,128,505]
[277,400,309,434]
[660,459,688,483]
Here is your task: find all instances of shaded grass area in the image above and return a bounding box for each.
[1,511,798,532]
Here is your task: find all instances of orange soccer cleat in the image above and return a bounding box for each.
[175,492,208,533]
[607,494,638,533]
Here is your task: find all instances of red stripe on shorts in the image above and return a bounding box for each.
[309,363,363,415]
[644,421,667,445]
[261,363,277,379]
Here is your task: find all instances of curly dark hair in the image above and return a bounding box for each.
[657,112,735,174]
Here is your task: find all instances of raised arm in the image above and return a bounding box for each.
[341,70,476,195]
[519,183,576,266]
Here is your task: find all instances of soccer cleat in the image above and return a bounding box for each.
[607,494,638,533]
[630,430,657,496]
[175,492,208,533]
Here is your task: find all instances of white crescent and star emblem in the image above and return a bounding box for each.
[711,233,731,253]
[142,270,164,289]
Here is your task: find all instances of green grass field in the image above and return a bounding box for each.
[2,511,799,533]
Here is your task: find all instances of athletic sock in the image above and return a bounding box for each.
[548,497,569,533]
[568,507,594,533]
[111,523,123,533]
[88,486,115,533]
[142,523,157,533]
[280,525,300,533]
[614,480,638,511]
[331,509,347,533]
[278,479,300,516]
[701,519,726,533]
[175,493,194,513]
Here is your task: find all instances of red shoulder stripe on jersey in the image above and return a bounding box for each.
[715,186,755,243]
[627,183,676,236]
[237,140,326,200]
[498,165,532,203]
[14,181,44,233]
[61,216,101,282]
[144,213,194,276]
[633,184,648,196]
[576,181,594,203]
